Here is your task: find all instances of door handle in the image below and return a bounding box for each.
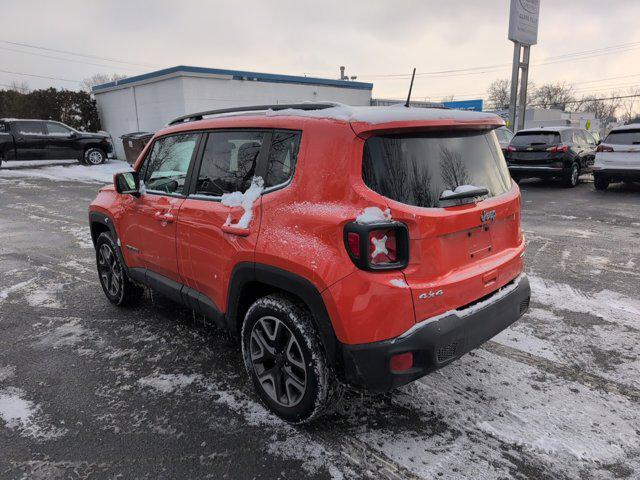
[154,211,175,223]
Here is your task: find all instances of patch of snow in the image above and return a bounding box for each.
[370,235,388,257]
[25,282,64,309]
[0,387,67,440]
[0,277,37,302]
[35,318,92,348]
[355,206,392,224]
[266,104,501,125]
[0,160,132,184]
[138,373,201,394]
[221,176,264,229]
[0,366,16,382]
[389,278,409,288]
[440,184,486,199]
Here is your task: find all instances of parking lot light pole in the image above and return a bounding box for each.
[517,45,530,131]
[509,42,521,131]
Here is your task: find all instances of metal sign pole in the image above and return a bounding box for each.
[517,45,531,131]
[509,42,521,131]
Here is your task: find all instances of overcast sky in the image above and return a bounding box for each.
[2,0,640,103]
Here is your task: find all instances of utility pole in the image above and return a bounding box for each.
[508,0,540,132]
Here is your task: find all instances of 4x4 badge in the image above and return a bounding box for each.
[419,289,443,300]
[481,210,496,222]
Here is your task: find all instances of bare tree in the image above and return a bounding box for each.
[530,82,575,109]
[620,87,640,123]
[81,73,127,92]
[440,94,455,102]
[487,79,511,110]
[9,80,30,94]
[578,93,621,124]
[439,147,471,190]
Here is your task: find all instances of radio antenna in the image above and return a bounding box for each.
[405,67,416,107]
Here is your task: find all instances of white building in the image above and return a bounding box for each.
[93,66,373,158]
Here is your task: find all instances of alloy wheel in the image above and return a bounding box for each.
[87,150,104,165]
[249,316,307,407]
[98,243,122,297]
[571,164,579,185]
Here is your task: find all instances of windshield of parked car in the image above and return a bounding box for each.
[362,129,511,208]
[604,129,640,145]
[511,131,561,146]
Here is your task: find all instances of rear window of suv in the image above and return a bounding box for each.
[604,129,640,145]
[362,130,511,208]
[511,131,561,146]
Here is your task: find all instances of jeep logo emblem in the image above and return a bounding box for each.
[481,210,496,222]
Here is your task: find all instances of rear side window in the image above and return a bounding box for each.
[196,131,265,196]
[265,131,301,188]
[140,133,199,194]
[604,129,640,145]
[511,131,560,146]
[0,122,7,133]
[15,121,45,136]
[45,122,72,136]
[362,130,511,208]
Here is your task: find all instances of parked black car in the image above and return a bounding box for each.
[504,127,597,187]
[0,119,114,167]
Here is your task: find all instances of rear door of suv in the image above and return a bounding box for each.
[176,129,271,314]
[507,130,563,166]
[361,128,522,322]
[13,120,47,160]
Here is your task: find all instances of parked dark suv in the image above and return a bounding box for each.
[504,127,597,187]
[0,118,114,167]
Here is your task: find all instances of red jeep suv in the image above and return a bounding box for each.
[88,103,530,423]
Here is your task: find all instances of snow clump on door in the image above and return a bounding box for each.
[221,176,264,229]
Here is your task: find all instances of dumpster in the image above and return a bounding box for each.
[121,132,153,164]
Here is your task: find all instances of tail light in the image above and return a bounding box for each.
[344,221,409,271]
[390,352,414,372]
[596,144,613,153]
[507,145,516,152]
[546,145,569,153]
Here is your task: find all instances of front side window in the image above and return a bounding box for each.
[195,131,265,196]
[362,130,511,208]
[140,133,198,194]
[45,122,73,136]
[265,131,301,188]
[16,121,44,136]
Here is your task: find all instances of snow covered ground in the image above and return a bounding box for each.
[0,159,131,184]
[0,167,638,479]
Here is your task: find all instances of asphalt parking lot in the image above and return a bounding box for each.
[0,162,639,480]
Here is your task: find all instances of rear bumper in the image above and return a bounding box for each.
[508,165,564,176]
[341,274,531,392]
[593,167,640,179]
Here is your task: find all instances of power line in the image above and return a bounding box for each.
[0,40,160,69]
[0,68,81,83]
[0,46,144,73]
[359,40,640,80]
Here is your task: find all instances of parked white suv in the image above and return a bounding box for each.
[593,124,640,190]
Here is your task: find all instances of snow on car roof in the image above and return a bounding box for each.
[264,104,501,125]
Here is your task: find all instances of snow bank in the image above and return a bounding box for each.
[0,160,132,184]
[355,206,392,224]
[266,104,500,125]
[221,176,264,229]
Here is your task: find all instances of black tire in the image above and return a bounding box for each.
[84,147,106,165]
[95,232,143,306]
[241,294,341,424]
[594,174,610,191]
[562,162,580,188]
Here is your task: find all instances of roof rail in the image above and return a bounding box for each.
[168,102,340,126]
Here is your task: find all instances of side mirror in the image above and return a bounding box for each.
[114,171,140,196]
[68,131,77,139]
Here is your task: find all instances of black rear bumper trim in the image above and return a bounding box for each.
[342,274,531,392]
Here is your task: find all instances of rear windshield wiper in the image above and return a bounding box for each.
[439,186,489,201]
